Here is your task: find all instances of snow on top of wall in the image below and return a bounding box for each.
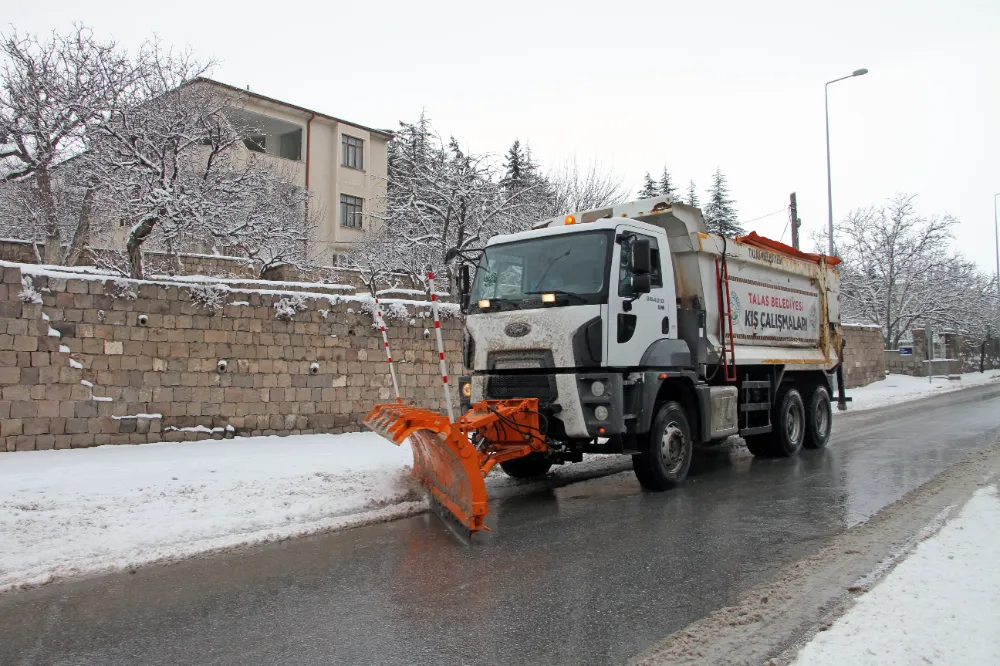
[843,322,882,330]
[0,261,462,316]
[154,273,356,292]
[376,288,449,297]
[164,425,236,434]
[155,252,254,263]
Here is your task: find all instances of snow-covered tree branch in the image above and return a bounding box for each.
[0,25,136,264]
[834,193,999,348]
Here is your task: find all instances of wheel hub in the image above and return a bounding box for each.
[786,402,803,444]
[660,424,686,473]
[815,400,830,438]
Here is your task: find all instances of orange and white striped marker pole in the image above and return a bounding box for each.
[374,296,402,404]
[427,271,455,422]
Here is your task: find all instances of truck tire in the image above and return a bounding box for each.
[499,454,552,479]
[632,401,693,491]
[771,387,805,457]
[803,385,832,449]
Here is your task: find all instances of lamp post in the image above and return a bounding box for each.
[994,193,1000,297]
[825,68,869,256]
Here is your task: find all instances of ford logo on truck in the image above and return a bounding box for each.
[504,322,531,338]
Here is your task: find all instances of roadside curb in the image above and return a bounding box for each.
[628,438,1000,666]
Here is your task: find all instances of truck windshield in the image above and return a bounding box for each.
[469,230,612,310]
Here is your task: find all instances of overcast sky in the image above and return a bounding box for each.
[8,0,1000,271]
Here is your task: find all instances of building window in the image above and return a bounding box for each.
[278,129,302,161]
[341,135,363,170]
[340,194,364,228]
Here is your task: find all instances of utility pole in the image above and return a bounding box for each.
[789,192,802,250]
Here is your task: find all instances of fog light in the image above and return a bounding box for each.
[478,299,491,309]
[594,405,609,421]
[590,380,606,397]
[541,293,556,303]
[461,382,472,398]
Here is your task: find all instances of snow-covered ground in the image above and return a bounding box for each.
[0,434,422,593]
[841,371,1000,413]
[0,433,625,593]
[791,485,1000,665]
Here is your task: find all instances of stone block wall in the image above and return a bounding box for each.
[842,324,886,388]
[0,239,39,264]
[0,265,463,452]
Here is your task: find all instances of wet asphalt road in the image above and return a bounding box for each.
[2,384,1000,666]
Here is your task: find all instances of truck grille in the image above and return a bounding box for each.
[485,374,556,401]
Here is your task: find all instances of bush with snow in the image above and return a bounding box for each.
[189,284,227,312]
[18,276,42,304]
[110,279,137,300]
[274,295,307,321]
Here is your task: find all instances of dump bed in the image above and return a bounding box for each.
[638,204,842,372]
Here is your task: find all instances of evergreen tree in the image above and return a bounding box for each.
[501,139,527,192]
[703,168,743,237]
[658,166,678,201]
[686,180,700,208]
[638,172,659,199]
[521,143,542,186]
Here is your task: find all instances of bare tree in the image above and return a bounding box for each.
[339,228,416,297]
[0,25,136,264]
[202,162,321,279]
[86,45,262,279]
[836,194,968,348]
[543,157,629,216]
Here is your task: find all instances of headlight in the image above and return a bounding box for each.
[590,380,606,397]
[461,382,472,398]
[594,405,609,421]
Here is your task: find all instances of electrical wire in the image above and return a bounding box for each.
[741,206,788,227]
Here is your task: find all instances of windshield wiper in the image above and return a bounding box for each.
[530,250,571,292]
[524,289,589,304]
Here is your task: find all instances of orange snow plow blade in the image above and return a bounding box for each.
[364,399,546,535]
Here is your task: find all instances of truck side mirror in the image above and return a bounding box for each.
[460,264,471,313]
[632,239,652,275]
[631,273,651,295]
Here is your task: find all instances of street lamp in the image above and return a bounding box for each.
[994,193,1000,296]
[825,67,869,256]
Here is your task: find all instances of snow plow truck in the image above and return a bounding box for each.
[365,196,847,536]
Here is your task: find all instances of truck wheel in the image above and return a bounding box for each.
[500,453,552,479]
[803,385,832,449]
[771,387,805,457]
[633,401,693,491]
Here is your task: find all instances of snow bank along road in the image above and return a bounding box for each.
[790,485,1000,666]
[1,371,997,595]
[1,380,998,666]
[0,433,627,594]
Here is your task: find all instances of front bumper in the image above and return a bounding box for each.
[467,372,623,439]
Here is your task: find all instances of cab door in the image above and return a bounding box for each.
[606,226,676,368]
